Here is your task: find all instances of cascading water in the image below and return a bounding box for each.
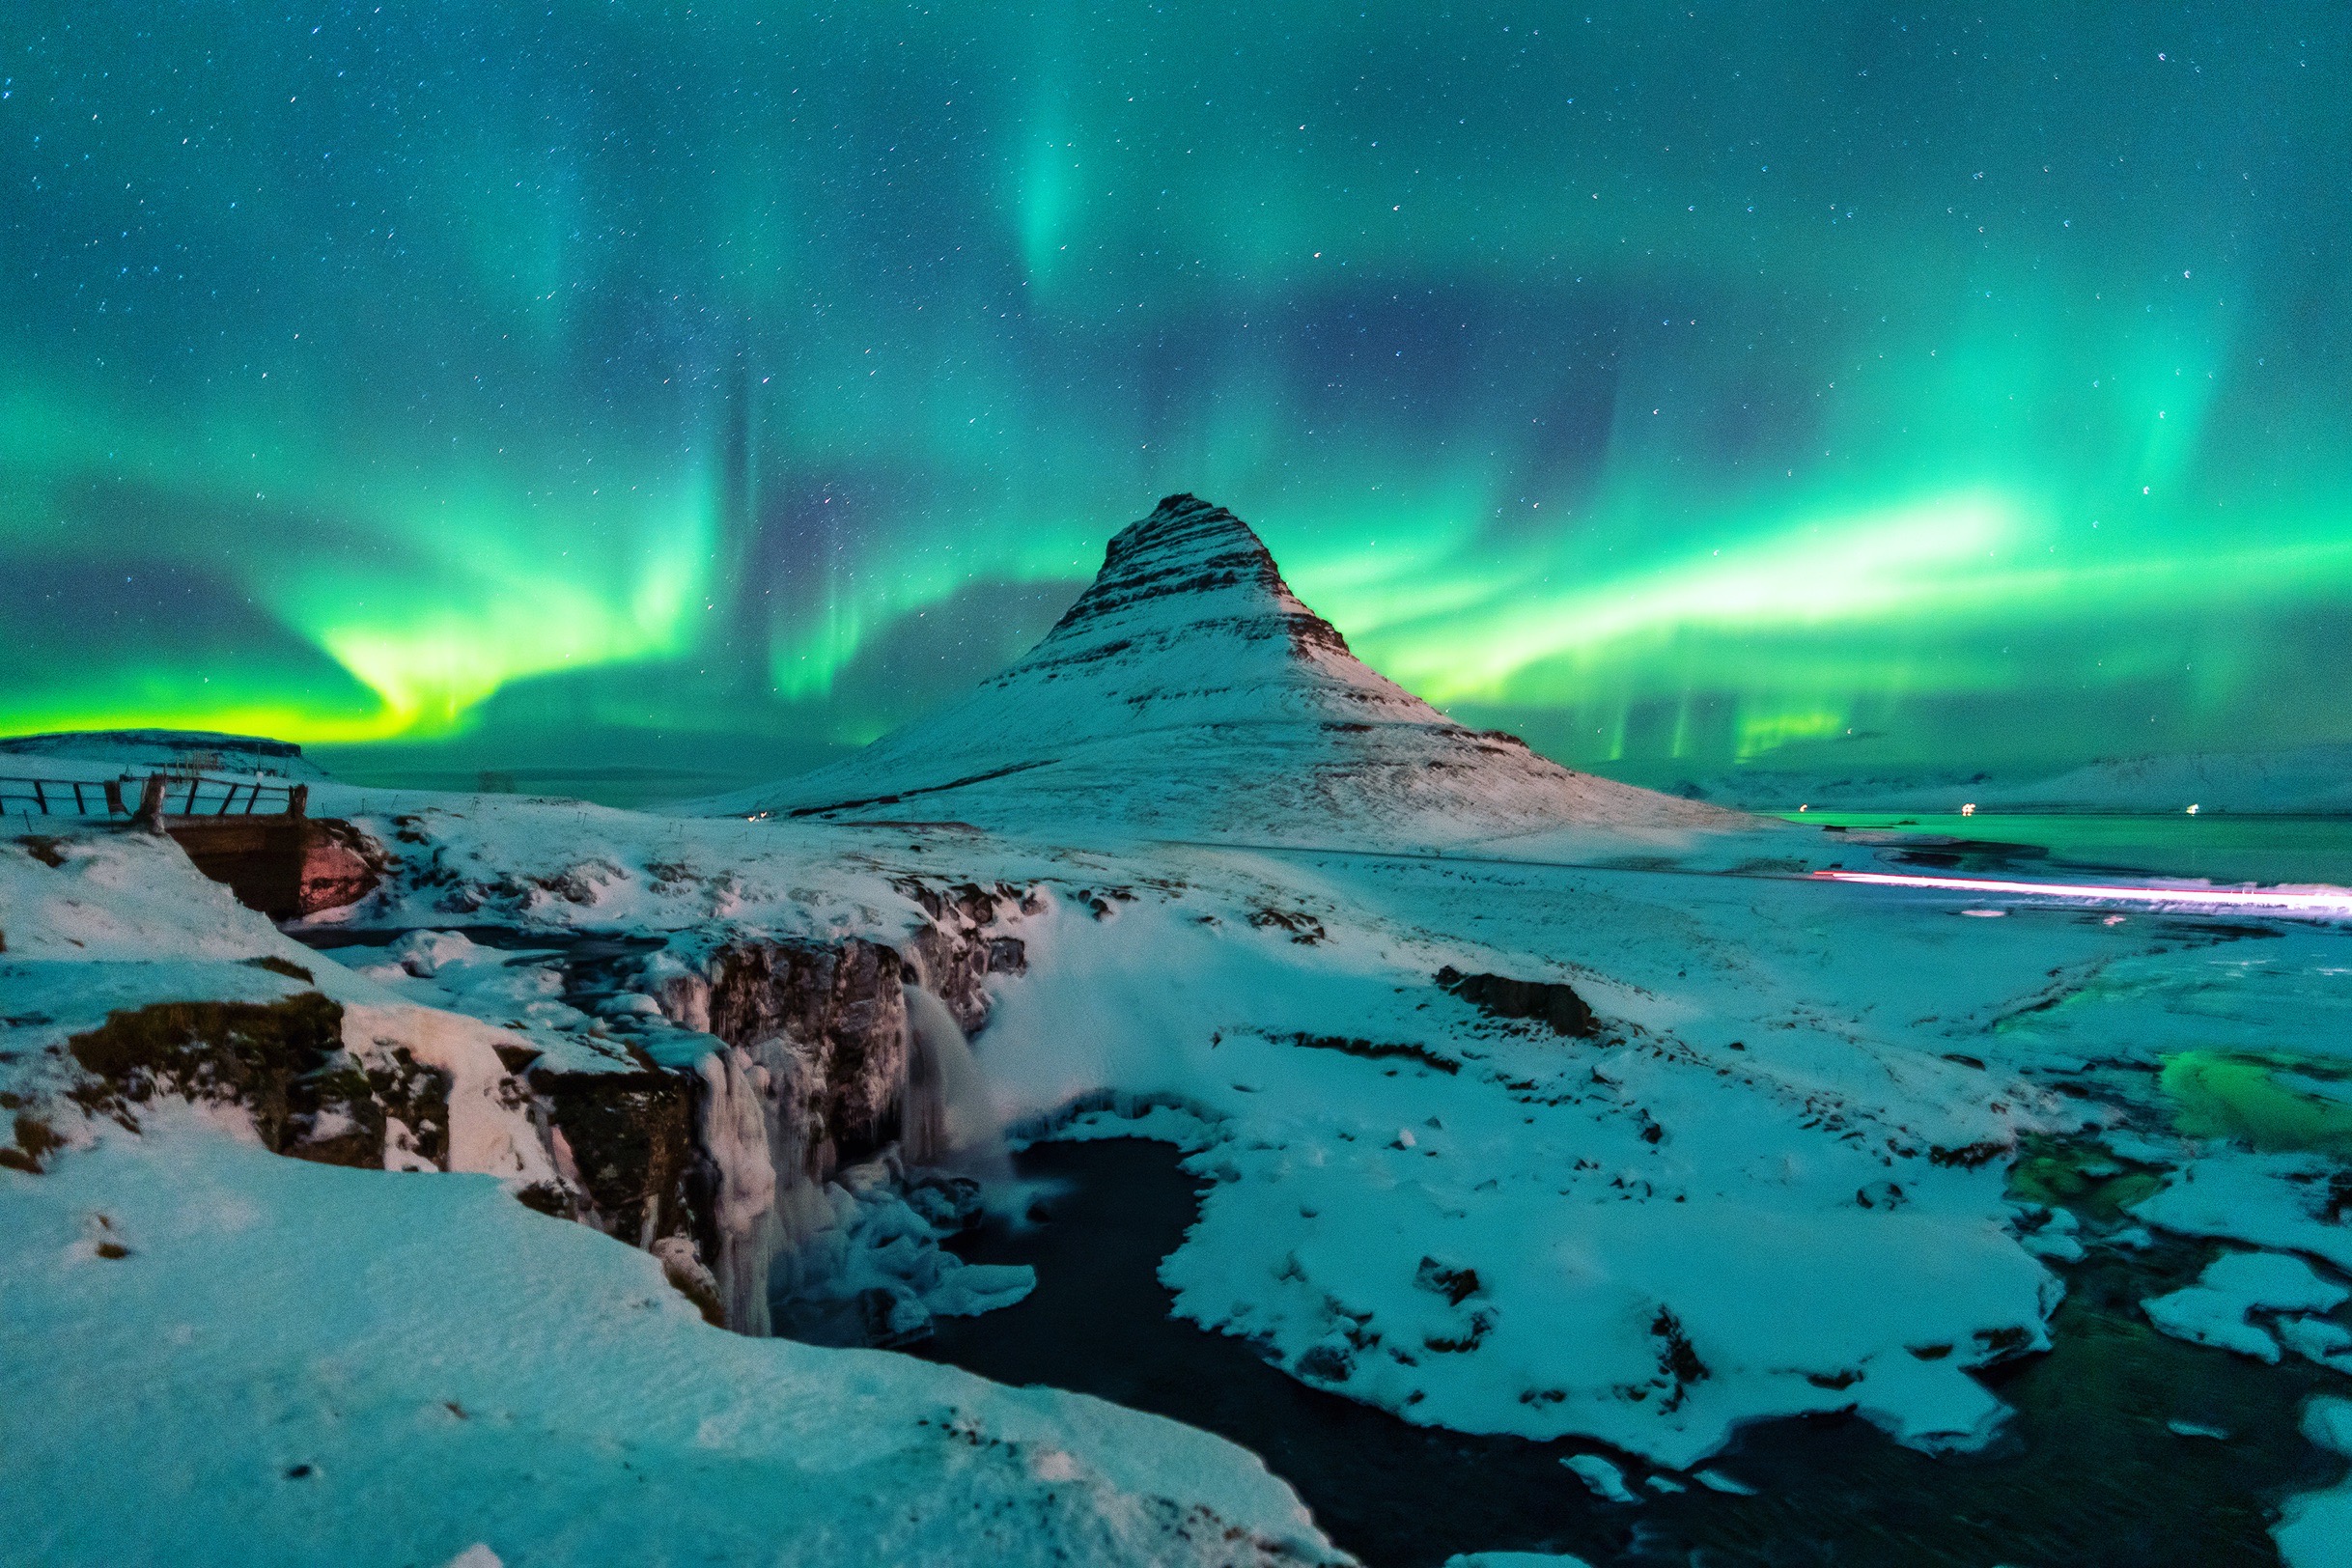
[695,1035,845,1336]
[676,946,1032,1342]
[901,982,1012,1181]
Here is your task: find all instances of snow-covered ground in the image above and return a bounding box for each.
[0,834,1343,1566]
[227,779,2351,1542]
[6,496,2348,1561]
[0,726,331,781]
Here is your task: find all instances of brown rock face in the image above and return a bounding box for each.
[898,880,1038,1034]
[295,820,384,915]
[536,1068,696,1245]
[697,938,910,1171]
[62,993,453,1167]
[165,818,384,919]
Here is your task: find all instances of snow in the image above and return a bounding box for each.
[958,847,2099,1469]
[1679,741,2352,815]
[11,500,2352,1553]
[342,1003,557,1181]
[2142,1250,2350,1364]
[2129,1155,2352,1275]
[1946,743,2352,817]
[0,727,330,782]
[692,496,1749,854]
[0,835,1342,1566]
[1560,1453,1636,1502]
[242,729,2350,1479]
[0,1118,1342,1566]
[2277,1397,2352,1568]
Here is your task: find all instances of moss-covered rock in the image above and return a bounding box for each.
[64,994,449,1170]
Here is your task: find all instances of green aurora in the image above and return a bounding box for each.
[4,3,2348,791]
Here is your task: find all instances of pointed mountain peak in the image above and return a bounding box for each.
[706,492,1737,847]
[1033,493,1351,665]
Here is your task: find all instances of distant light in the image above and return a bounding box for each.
[1797,803,1808,812]
[2186,803,2200,815]
[1960,802,1977,817]
[1813,870,2352,921]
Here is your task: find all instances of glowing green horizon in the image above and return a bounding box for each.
[6,3,2349,779]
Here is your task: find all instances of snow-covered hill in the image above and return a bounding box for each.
[1962,744,2352,815]
[1685,743,2352,816]
[0,727,334,780]
[702,495,1742,851]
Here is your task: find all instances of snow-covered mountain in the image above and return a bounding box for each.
[703,493,1738,849]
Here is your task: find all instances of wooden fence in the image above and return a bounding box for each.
[1,773,308,823]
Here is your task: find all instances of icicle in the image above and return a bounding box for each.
[695,1045,782,1335]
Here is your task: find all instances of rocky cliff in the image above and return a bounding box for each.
[513,879,1038,1335]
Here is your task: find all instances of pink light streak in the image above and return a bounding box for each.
[1810,868,2352,919]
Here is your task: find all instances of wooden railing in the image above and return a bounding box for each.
[1,773,308,823]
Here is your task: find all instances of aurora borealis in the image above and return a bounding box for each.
[5,4,2349,791]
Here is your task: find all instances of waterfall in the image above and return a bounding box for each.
[693,1035,837,1335]
[901,983,1010,1180]
[694,1044,784,1335]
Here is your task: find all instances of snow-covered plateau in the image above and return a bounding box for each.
[5,496,2350,1565]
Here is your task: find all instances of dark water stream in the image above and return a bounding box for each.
[918,1138,2347,1568]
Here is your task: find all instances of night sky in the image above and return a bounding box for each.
[4,4,2347,789]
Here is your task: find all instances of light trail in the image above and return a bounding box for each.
[1812,869,2352,920]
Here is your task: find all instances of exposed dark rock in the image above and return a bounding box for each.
[898,880,1038,1034]
[16,836,67,869]
[296,819,387,914]
[1414,1256,1482,1306]
[1929,1139,2014,1170]
[1291,1035,1459,1076]
[1,1112,64,1174]
[1435,966,1599,1037]
[691,938,910,1169]
[1296,1342,1356,1383]
[62,994,446,1168]
[163,818,386,920]
[1251,909,1328,945]
[536,1067,695,1244]
[1652,1307,1710,1411]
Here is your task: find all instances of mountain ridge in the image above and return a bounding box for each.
[700,494,1746,849]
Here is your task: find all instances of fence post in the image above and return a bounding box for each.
[133,775,167,834]
[288,784,309,820]
[103,779,125,816]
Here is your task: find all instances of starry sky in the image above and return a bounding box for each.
[4,3,2348,795]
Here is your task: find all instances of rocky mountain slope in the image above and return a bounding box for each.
[702,494,1740,851]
